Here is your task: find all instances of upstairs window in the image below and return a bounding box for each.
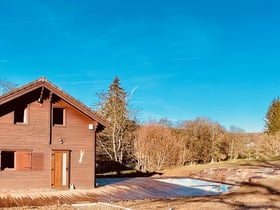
[53,107,65,126]
[14,105,28,124]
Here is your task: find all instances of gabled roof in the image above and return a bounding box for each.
[0,77,107,127]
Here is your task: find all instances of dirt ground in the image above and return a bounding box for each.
[1,159,280,210]
[116,159,280,210]
[116,178,280,210]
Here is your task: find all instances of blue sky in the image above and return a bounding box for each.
[1,0,280,132]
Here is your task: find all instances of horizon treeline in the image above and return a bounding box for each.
[95,77,280,173]
[97,116,280,173]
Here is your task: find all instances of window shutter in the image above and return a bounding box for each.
[31,153,44,170]
[15,150,31,170]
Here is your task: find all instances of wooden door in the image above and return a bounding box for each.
[51,150,70,189]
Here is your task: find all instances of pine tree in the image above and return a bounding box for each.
[96,77,136,170]
[265,97,280,134]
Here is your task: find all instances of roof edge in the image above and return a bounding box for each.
[0,77,108,127]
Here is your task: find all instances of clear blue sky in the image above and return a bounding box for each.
[1,0,280,132]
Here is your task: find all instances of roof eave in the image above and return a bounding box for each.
[0,77,108,128]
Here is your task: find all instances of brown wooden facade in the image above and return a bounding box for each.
[0,77,107,190]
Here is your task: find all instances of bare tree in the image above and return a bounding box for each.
[179,118,228,164]
[135,122,181,172]
[0,79,17,94]
[257,132,280,157]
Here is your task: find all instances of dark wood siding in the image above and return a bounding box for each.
[52,100,95,188]
[0,92,96,190]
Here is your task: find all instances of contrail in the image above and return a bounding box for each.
[128,85,139,99]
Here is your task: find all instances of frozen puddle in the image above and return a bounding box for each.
[156,178,233,193]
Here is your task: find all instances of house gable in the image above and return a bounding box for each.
[0,77,107,190]
[0,77,107,130]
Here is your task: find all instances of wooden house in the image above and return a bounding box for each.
[0,77,107,190]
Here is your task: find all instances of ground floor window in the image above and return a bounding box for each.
[0,150,32,170]
[0,151,15,170]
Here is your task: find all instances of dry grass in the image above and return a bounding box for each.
[117,158,280,210]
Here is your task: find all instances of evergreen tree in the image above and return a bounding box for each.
[96,77,136,169]
[265,97,280,134]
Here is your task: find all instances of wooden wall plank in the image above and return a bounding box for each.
[0,89,97,190]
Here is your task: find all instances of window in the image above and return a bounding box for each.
[53,107,65,126]
[1,151,15,170]
[0,150,32,170]
[14,105,28,124]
